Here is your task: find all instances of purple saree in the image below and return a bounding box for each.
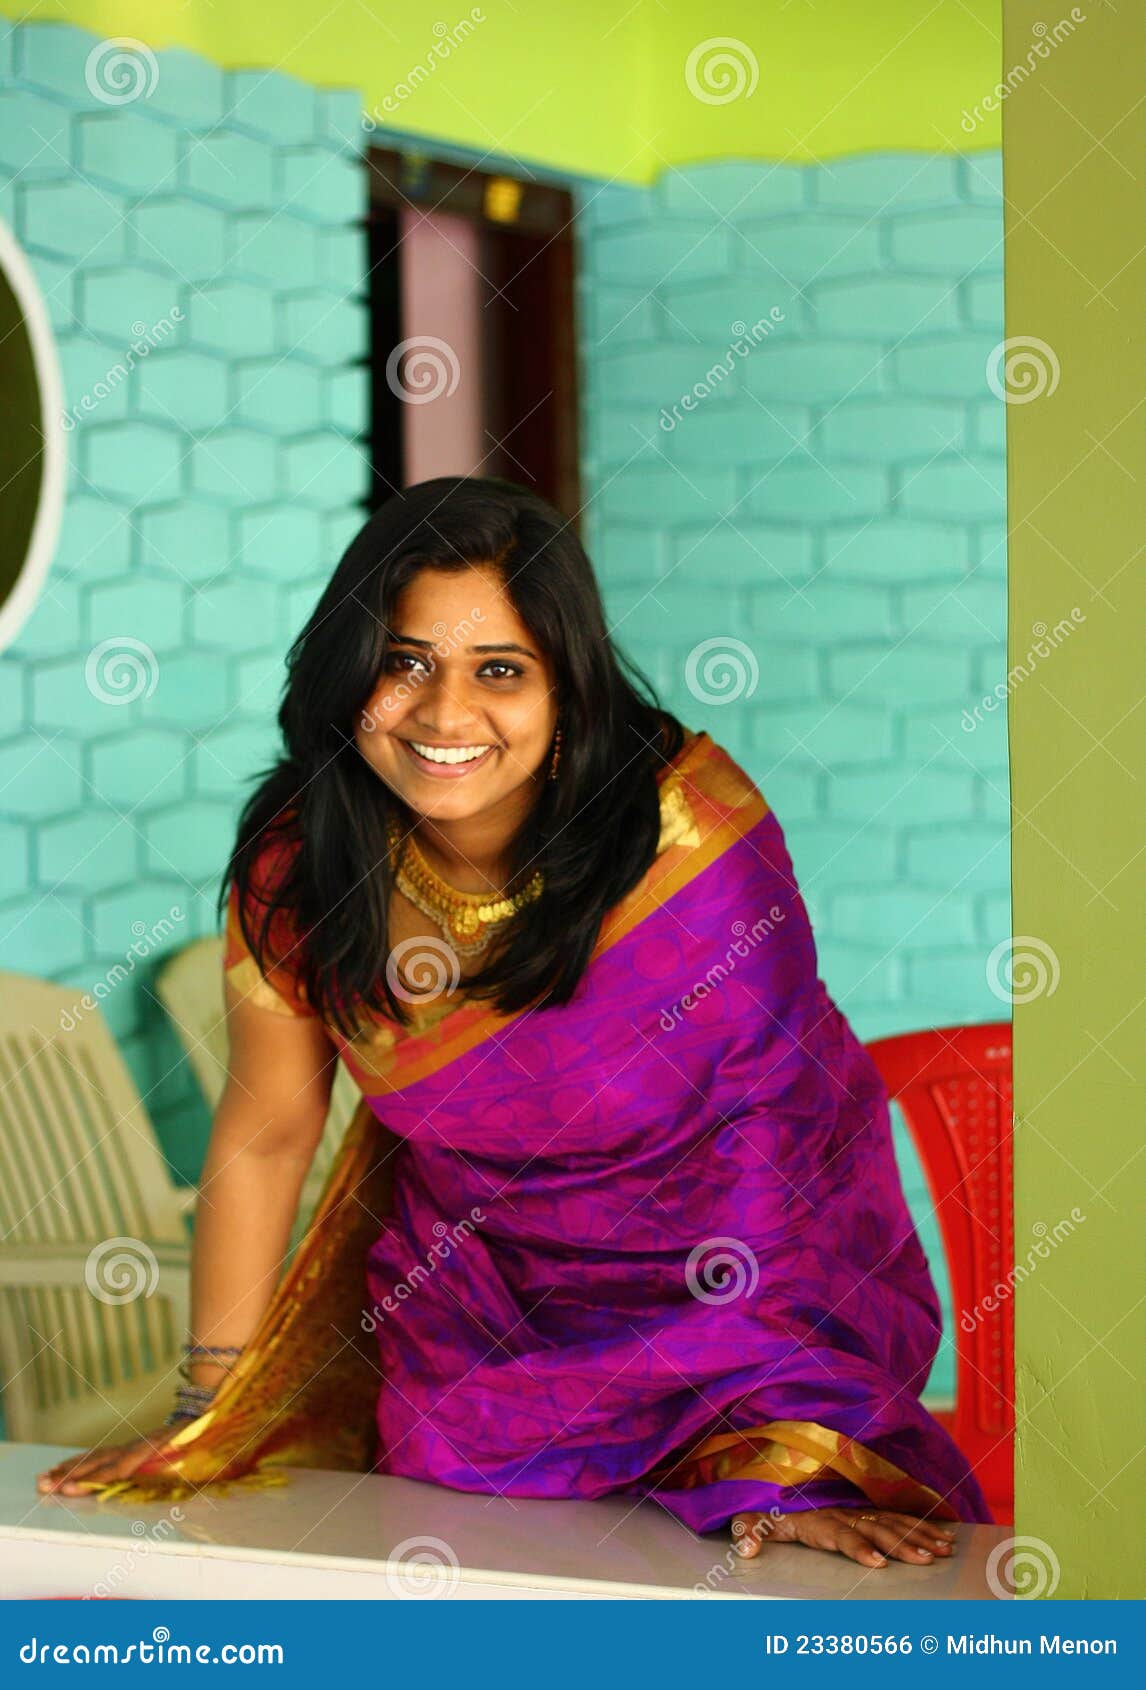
[99,727,988,1526]
[345,729,991,1530]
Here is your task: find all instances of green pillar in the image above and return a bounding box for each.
[1006,1,1146,1598]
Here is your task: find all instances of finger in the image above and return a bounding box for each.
[37,1456,101,1492]
[52,1455,128,1495]
[731,1512,770,1558]
[833,1524,889,1568]
[862,1521,941,1564]
[880,1510,957,1538]
[864,1518,954,1560]
[877,1514,958,1554]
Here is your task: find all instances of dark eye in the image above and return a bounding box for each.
[383,650,430,675]
[479,660,523,680]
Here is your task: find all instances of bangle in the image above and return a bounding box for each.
[164,1379,221,1429]
[177,1341,245,1385]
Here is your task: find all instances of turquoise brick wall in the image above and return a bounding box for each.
[577,155,1010,1399]
[1,15,1003,1412]
[0,20,369,1183]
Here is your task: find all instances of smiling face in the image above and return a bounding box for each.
[354,564,559,829]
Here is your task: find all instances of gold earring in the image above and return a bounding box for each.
[547,721,563,782]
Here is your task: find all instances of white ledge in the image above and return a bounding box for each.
[1,1443,1010,1601]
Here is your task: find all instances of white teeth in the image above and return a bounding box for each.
[409,741,491,765]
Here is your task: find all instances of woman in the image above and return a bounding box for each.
[37,476,986,1572]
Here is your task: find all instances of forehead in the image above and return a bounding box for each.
[390,565,529,641]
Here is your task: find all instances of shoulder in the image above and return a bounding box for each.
[655,727,772,857]
[225,817,315,1017]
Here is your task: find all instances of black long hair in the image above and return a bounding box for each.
[222,475,685,1033]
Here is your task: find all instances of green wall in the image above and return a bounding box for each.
[0,0,1001,177]
[1007,1,1146,1599]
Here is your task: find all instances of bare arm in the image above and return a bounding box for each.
[183,979,340,1390]
[36,982,338,1494]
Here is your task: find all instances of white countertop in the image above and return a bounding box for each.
[0,1443,1011,1601]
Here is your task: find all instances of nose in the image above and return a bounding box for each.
[410,667,483,740]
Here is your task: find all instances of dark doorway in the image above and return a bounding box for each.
[365,147,582,529]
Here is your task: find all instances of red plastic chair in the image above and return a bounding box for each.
[865,1022,1014,1525]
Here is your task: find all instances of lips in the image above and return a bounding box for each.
[398,739,497,780]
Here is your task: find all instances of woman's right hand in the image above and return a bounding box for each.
[35,1426,177,1497]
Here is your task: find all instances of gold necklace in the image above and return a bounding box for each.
[386,817,543,957]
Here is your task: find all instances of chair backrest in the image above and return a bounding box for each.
[154,934,230,1107]
[865,1022,1013,1519]
[0,969,189,1432]
[156,935,360,1201]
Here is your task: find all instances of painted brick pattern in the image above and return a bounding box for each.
[577,154,1010,1397]
[0,21,370,1183]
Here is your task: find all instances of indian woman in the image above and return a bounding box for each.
[36,475,989,1571]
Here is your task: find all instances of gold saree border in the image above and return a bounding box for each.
[344,728,772,1094]
[650,1419,959,1521]
[78,1100,399,1506]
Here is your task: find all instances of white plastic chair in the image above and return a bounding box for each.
[0,970,194,1447]
[155,936,359,1246]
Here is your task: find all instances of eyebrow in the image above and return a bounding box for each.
[388,633,538,659]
